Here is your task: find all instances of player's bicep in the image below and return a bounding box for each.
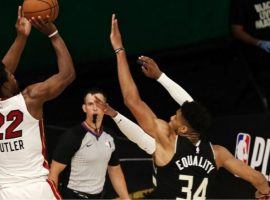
[220,146,257,183]
[27,74,72,102]
[223,156,248,176]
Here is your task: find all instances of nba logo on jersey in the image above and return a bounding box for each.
[235,133,251,164]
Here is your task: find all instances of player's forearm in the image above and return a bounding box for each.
[157,73,193,105]
[2,34,28,73]
[232,25,259,46]
[116,50,141,104]
[50,34,75,82]
[112,112,156,154]
[250,171,270,194]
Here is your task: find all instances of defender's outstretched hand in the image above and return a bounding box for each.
[94,96,118,118]
[110,14,124,51]
[138,56,162,80]
[30,15,57,37]
[16,6,31,38]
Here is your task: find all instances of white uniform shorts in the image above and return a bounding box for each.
[0,179,61,200]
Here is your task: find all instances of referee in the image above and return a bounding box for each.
[49,89,130,199]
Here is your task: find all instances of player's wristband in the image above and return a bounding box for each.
[48,30,59,38]
[114,47,125,54]
[113,112,122,124]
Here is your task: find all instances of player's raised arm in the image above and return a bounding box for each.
[24,16,75,103]
[2,6,31,74]
[110,14,165,141]
[138,56,193,105]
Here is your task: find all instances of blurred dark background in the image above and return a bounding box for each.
[1,0,269,198]
[1,0,269,121]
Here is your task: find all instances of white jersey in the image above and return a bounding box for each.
[0,93,49,188]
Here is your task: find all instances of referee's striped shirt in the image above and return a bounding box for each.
[53,123,119,194]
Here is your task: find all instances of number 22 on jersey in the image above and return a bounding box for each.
[0,110,23,140]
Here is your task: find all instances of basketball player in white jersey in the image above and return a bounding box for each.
[0,7,75,200]
[109,14,270,199]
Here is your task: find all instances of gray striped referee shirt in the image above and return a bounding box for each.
[53,122,119,194]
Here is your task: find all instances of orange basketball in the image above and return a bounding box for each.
[22,0,59,22]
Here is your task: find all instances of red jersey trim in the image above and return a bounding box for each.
[46,179,62,200]
[39,119,49,169]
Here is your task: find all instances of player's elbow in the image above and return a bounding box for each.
[123,94,140,108]
[69,70,76,83]
[64,69,76,85]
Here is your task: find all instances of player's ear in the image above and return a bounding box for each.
[179,125,188,134]
[82,104,86,113]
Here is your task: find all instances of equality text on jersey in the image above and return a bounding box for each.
[175,155,215,174]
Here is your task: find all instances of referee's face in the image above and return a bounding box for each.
[83,93,106,122]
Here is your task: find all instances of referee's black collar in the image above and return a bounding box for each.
[81,121,104,139]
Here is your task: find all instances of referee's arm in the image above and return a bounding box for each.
[107,141,130,199]
[49,126,82,188]
[49,160,67,187]
[108,164,130,199]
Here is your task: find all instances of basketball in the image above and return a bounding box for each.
[22,0,59,22]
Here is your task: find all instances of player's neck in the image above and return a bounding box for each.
[0,90,14,99]
[184,132,200,145]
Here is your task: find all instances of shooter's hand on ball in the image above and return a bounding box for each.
[16,6,31,38]
[30,16,58,37]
